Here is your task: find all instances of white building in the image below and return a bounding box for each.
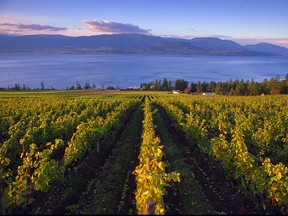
[202,92,215,96]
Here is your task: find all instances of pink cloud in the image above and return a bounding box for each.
[81,20,151,34]
[0,22,67,34]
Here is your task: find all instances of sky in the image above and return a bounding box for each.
[0,0,288,47]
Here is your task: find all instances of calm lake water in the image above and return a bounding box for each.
[0,53,288,89]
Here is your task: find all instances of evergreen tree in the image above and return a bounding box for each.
[234,79,246,95]
[83,83,91,90]
[174,78,188,91]
[69,85,75,90]
[190,82,197,92]
[268,75,282,94]
[215,82,224,95]
[284,73,288,94]
[154,79,161,90]
[76,81,82,90]
[40,82,45,90]
[162,78,169,90]
[247,79,259,95]
[207,81,216,92]
[196,81,202,93]
[22,84,27,90]
[260,78,269,94]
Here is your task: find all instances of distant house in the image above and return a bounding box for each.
[202,92,215,96]
[128,86,142,90]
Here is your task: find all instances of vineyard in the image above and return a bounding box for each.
[0,90,287,215]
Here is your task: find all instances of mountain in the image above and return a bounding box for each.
[0,33,287,56]
[244,42,288,56]
[190,37,243,50]
[0,33,174,53]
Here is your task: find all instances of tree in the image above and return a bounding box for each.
[190,82,196,92]
[184,88,191,94]
[76,81,82,90]
[196,81,202,93]
[225,79,233,94]
[140,83,149,90]
[167,79,172,91]
[215,82,224,95]
[229,88,235,96]
[207,81,216,92]
[202,81,208,92]
[283,73,288,94]
[234,79,247,95]
[268,75,282,95]
[174,79,188,91]
[83,83,91,90]
[259,78,269,94]
[13,83,21,90]
[69,85,75,90]
[40,82,45,90]
[162,78,169,91]
[247,79,259,95]
[154,79,161,91]
[106,86,115,90]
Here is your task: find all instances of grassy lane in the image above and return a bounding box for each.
[153,105,216,215]
[74,104,143,214]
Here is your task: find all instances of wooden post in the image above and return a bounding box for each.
[144,199,155,215]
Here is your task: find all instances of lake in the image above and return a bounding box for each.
[0,53,288,89]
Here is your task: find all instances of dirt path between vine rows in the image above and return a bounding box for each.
[154,105,270,215]
[21,105,143,215]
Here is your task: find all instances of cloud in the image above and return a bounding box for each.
[0,22,67,34]
[81,20,151,34]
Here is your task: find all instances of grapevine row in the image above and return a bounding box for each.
[156,95,288,213]
[1,98,122,196]
[1,97,140,211]
[133,98,180,215]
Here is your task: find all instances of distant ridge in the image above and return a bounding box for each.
[190,37,243,50]
[244,42,288,56]
[0,33,287,56]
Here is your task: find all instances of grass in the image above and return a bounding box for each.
[0,90,173,98]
